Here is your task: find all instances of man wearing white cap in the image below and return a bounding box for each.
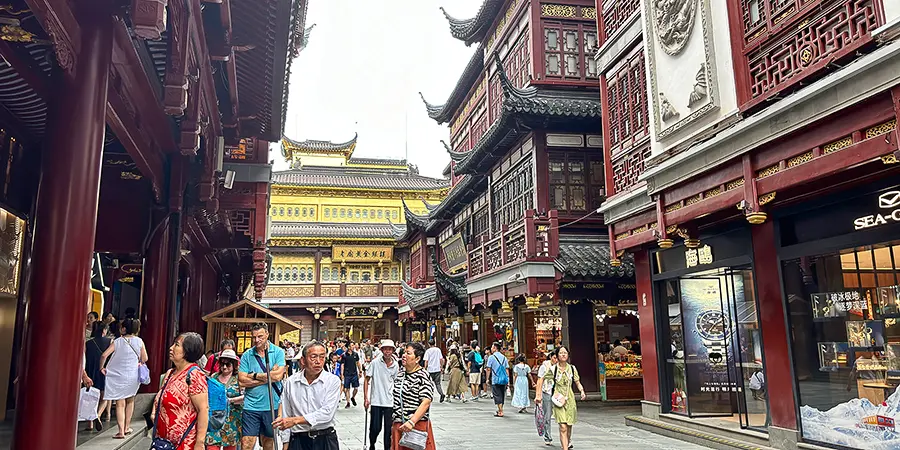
[363,339,399,450]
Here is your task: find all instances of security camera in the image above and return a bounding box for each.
[508,272,524,282]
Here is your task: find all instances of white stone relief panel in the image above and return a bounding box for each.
[643,0,719,142]
[546,134,585,147]
[586,135,603,148]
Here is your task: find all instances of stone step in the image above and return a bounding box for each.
[625,415,778,450]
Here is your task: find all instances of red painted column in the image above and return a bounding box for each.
[751,220,798,430]
[634,249,660,403]
[141,213,173,392]
[12,6,113,449]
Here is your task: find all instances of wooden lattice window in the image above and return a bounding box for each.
[599,0,641,45]
[611,145,652,195]
[543,21,597,81]
[606,49,648,154]
[549,152,604,215]
[732,0,884,110]
[491,159,534,231]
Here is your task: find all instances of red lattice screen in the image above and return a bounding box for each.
[611,145,652,194]
[606,50,648,154]
[599,0,641,44]
[733,0,884,110]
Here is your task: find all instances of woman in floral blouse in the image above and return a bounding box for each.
[152,332,209,450]
[207,349,243,450]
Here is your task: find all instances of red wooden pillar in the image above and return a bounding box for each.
[142,213,174,391]
[751,220,799,430]
[634,249,660,403]
[12,5,113,449]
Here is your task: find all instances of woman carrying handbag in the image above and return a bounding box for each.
[151,332,209,450]
[390,342,435,450]
[536,346,585,450]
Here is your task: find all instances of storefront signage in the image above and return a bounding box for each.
[332,245,393,262]
[685,245,713,268]
[854,191,900,230]
[440,233,468,272]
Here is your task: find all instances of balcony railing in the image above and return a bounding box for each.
[467,210,559,278]
[265,283,402,298]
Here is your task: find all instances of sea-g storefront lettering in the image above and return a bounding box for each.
[854,191,900,230]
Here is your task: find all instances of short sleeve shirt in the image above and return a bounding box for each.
[424,347,443,373]
[157,365,207,450]
[239,344,286,411]
[486,353,509,385]
[467,352,481,373]
[366,356,400,407]
[341,351,360,377]
[392,369,434,423]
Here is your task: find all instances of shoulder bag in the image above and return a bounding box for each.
[550,366,567,408]
[123,337,151,385]
[398,371,429,450]
[151,370,197,450]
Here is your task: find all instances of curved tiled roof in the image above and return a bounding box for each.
[453,54,602,175]
[555,238,635,278]
[282,133,358,158]
[441,140,469,163]
[402,281,438,309]
[419,46,485,124]
[439,1,505,46]
[348,156,408,167]
[270,222,399,239]
[402,198,431,229]
[272,166,449,191]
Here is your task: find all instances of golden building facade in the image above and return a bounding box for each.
[263,134,448,342]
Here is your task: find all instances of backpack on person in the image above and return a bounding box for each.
[185,367,229,431]
[474,351,483,366]
[491,354,509,385]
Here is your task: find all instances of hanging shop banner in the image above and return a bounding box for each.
[441,233,468,273]
[332,245,393,262]
[680,276,741,415]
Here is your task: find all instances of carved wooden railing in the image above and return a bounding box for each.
[599,0,641,45]
[467,210,559,279]
[267,283,402,298]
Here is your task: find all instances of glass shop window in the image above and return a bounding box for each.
[783,242,900,448]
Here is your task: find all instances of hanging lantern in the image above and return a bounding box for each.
[526,296,539,310]
[501,300,513,312]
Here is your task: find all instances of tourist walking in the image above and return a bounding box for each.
[99,318,147,439]
[340,343,363,408]
[152,332,209,450]
[423,340,445,403]
[205,339,237,373]
[274,341,342,450]
[534,351,558,445]
[207,349,244,450]
[466,345,483,401]
[485,342,509,417]
[536,346,586,449]
[391,342,436,450]
[511,354,534,413]
[445,347,467,402]
[84,322,112,431]
[238,323,286,450]
[364,339,400,450]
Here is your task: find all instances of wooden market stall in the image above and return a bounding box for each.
[203,299,303,354]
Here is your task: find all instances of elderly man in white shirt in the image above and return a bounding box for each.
[274,341,342,450]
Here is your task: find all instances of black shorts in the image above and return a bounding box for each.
[492,384,507,405]
[343,374,360,389]
[242,409,279,438]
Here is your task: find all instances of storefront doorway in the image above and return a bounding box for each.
[659,267,768,431]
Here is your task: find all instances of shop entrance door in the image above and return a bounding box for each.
[661,267,769,430]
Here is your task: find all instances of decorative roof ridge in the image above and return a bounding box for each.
[387,219,409,240]
[424,174,487,229]
[282,132,359,158]
[439,1,505,46]
[441,139,469,163]
[419,46,485,123]
[420,198,440,212]
[402,197,432,229]
[492,52,538,99]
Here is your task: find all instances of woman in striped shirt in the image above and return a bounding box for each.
[391,342,436,450]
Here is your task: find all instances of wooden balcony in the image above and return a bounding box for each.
[265,283,402,298]
[467,210,559,279]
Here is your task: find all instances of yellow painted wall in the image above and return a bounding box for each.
[269,195,431,224]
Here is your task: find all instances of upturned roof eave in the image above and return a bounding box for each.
[439,1,505,45]
[419,46,485,124]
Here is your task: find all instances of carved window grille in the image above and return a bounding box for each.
[733,0,884,110]
[599,0,641,45]
[606,49,648,154]
[427,247,435,278]
[488,73,503,125]
[549,152,604,215]
[491,158,534,232]
[472,207,490,245]
[611,145,652,194]
[542,22,597,81]
[506,33,531,89]
[410,247,421,282]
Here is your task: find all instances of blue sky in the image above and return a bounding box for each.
[274,0,486,178]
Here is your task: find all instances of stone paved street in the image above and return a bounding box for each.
[330,394,709,450]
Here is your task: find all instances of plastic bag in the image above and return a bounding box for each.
[78,387,101,421]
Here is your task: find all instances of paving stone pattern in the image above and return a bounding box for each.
[329,395,710,450]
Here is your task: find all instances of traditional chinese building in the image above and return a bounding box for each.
[261,134,449,343]
[594,0,900,447]
[0,0,306,447]
[402,0,639,398]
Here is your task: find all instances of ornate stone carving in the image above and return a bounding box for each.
[131,0,168,40]
[652,0,697,56]
[659,93,679,122]
[45,18,74,73]
[687,64,707,107]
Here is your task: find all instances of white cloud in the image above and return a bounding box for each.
[274,0,486,178]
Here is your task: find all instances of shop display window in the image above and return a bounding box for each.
[783,243,900,449]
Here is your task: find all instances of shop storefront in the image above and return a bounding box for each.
[653,228,770,431]
[778,179,900,449]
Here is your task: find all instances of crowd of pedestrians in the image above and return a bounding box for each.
[78,313,588,450]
